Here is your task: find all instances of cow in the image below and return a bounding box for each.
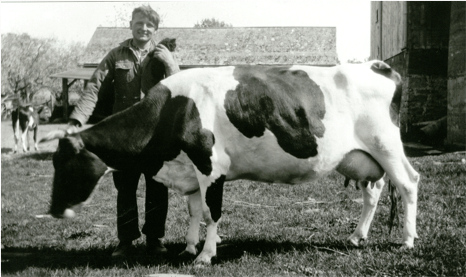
[40,60,420,265]
[12,105,40,153]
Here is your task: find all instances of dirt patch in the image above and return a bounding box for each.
[1,121,92,160]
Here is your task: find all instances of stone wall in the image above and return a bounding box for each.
[445,1,466,148]
[385,49,449,142]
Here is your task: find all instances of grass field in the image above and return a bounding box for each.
[1,122,466,276]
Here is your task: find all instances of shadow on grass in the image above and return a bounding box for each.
[1,239,403,273]
[21,151,55,161]
[1,147,14,154]
[403,143,465,158]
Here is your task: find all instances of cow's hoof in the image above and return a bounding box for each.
[347,234,366,247]
[194,253,212,266]
[179,250,196,258]
[400,242,414,250]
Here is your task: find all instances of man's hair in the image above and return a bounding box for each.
[132,5,160,30]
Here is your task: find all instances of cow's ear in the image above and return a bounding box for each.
[58,136,84,156]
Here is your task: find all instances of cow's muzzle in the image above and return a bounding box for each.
[50,203,83,219]
[51,208,76,219]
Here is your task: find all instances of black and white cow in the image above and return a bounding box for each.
[12,105,40,153]
[41,61,419,264]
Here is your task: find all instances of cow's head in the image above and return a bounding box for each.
[49,134,108,218]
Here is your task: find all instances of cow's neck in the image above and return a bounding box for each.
[79,85,171,174]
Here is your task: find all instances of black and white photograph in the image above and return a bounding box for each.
[1,1,465,276]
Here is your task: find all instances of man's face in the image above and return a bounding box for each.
[130,12,157,44]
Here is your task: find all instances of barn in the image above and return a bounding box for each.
[51,26,337,122]
[370,1,465,149]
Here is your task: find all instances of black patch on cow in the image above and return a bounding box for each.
[80,83,214,176]
[370,61,403,126]
[205,175,225,223]
[224,66,326,158]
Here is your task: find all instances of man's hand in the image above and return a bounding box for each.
[66,119,80,134]
[153,44,176,67]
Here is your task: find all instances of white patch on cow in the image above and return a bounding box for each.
[154,151,200,195]
[161,66,238,110]
[27,115,35,130]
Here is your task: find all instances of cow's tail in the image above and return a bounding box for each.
[39,129,67,143]
[388,179,400,235]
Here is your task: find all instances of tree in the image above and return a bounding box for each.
[346,57,369,64]
[1,33,85,106]
[194,18,232,28]
[104,3,166,27]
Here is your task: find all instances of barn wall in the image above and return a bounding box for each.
[401,2,451,143]
[384,52,408,133]
[407,2,451,50]
[445,1,466,148]
[370,1,407,60]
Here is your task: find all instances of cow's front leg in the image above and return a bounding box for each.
[13,129,19,153]
[21,129,29,152]
[348,178,385,246]
[181,190,202,256]
[193,173,225,265]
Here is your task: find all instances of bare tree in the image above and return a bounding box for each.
[346,57,369,64]
[104,2,166,27]
[1,33,85,106]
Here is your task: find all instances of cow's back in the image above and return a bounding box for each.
[159,62,400,184]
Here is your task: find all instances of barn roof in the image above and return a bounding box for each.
[81,27,337,66]
[50,67,95,80]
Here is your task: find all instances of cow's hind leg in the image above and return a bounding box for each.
[368,132,420,248]
[21,129,29,152]
[13,126,20,154]
[33,127,39,151]
[12,112,19,153]
[348,178,385,246]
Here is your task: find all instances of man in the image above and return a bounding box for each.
[67,5,180,258]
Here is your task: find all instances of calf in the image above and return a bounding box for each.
[12,105,40,153]
[41,60,420,265]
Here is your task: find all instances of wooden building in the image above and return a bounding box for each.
[370,1,465,149]
[51,26,337,121]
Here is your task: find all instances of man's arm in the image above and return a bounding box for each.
[68,51,116,127]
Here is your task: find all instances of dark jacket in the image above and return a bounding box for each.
[70,39,178,125]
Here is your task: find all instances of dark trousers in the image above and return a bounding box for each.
[113,171,168,242]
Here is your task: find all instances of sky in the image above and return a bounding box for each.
[0,0,372,62]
